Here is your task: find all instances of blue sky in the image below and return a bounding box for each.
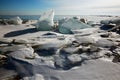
[0,0,120,15]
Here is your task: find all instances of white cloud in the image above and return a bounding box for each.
[49,0,120,15]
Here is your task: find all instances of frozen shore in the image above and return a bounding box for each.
[0,14,120,80]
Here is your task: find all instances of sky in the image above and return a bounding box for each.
[0,0,120,15]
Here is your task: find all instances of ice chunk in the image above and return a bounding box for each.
[58,18,91,34]
[80,18,87,23]
[36,10,54,31]
[100,18,120,25]
[9,16,23,24]
[100,20,110,25]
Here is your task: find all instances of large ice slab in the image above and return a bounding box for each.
[36,10,54,31]
[58,18,91,34]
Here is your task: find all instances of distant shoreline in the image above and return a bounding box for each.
[0,15,119,21]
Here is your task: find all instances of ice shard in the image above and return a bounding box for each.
[36,10,54,31]
[9,16,23,25]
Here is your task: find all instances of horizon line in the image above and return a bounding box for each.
[0,14,120,16]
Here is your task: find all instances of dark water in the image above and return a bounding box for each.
[0,15,41,20]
